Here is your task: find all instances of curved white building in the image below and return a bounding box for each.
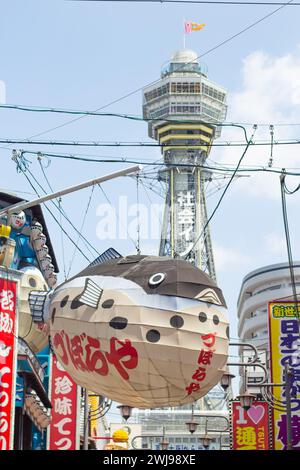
[237,261,300,395]
[237,262,300,381]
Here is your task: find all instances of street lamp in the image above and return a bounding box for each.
[117,405,133,421]
[198,420,213,450]
[160,427,169,450]
[220,369,235,391]
[228,342,295,450]
[236,391,255,411]
[186,420,198,434]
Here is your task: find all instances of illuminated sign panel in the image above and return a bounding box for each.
[48,354,80,450]
[268,302,300,450]
[231,400,270,450]
[0,278,18,450]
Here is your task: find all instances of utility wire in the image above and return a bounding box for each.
[18,153,100,258]
[72,0,300,4]
[8,1,293,139]
[185,126,257,260]
[6,137,300,147]
[0,104,249,142]
[38,154,67,279]
[97,183,140,252]
[67,185,95,277]
[280,172,300,329]
[15,163,92,264]
[19,149,300,177]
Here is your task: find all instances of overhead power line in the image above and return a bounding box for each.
[3,137,300,148]
[184,126,257,259]
[72,0,300,4]
[280,172,300,329]
[16,0,294,139]
[18,148,300,177]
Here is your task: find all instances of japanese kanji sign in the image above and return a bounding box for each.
[231,400,270,450]
[268,302,300,450]
[0,277,18,450]
[48,354,80,450]
[175,189,196,257]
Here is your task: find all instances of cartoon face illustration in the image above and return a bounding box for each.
[45,255,229,409]
[9,211,26,230]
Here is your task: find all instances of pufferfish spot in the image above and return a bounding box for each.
[51,308,56,324]
[226,326,230,339]
[146,329,161,343]
[213,315,220,325]
[60,295,69,308]
[198,312,207,323]
[102,299,115,309]
[170,315,184,329]
[109,317,128,329]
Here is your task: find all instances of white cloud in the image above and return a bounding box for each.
[211,47,300,201]
[214,244,253,273]
[264,232,286,255]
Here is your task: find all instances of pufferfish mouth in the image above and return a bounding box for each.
[65,255,227,308]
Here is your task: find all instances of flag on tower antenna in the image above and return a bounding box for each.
[184,22,206,34]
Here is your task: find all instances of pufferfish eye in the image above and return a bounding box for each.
[149,272,166,287]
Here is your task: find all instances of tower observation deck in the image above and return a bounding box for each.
[143,49,227,280]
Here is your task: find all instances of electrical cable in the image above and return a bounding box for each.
[280,172,300,330]
[37,156,69,279]
[17,152,100,258]
[14,161,92,264]
[19,149,300,177]
[5,0,294,141]
[268,125,274,168]
[19,0,294,139]
[72,0,300,5]
[0,105,249,143]
[67,184,95,277]
[97,183,140,252]
[58,196,67,281]
[27,162,98,259]
[5,136,300,147]
[136,174,141,255]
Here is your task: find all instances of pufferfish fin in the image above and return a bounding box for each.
[195,288,222,305]
[78,278,103,309]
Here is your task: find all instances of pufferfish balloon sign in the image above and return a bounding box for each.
[30,255,229,408]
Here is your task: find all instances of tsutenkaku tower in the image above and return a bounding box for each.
[143,49,227,281]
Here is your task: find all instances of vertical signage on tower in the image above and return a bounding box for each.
[0,277,18,450]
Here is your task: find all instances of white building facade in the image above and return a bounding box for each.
[237,262,300,387]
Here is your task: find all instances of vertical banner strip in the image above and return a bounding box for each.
[48,354,79,450]
[0,277,18,450]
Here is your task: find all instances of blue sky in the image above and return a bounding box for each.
[2,1,300,419]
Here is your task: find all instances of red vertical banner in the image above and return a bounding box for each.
[48,354,80,450]
[0,278,18,450]
[231,401,271,450]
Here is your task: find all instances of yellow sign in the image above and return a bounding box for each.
[268,302,300,450]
